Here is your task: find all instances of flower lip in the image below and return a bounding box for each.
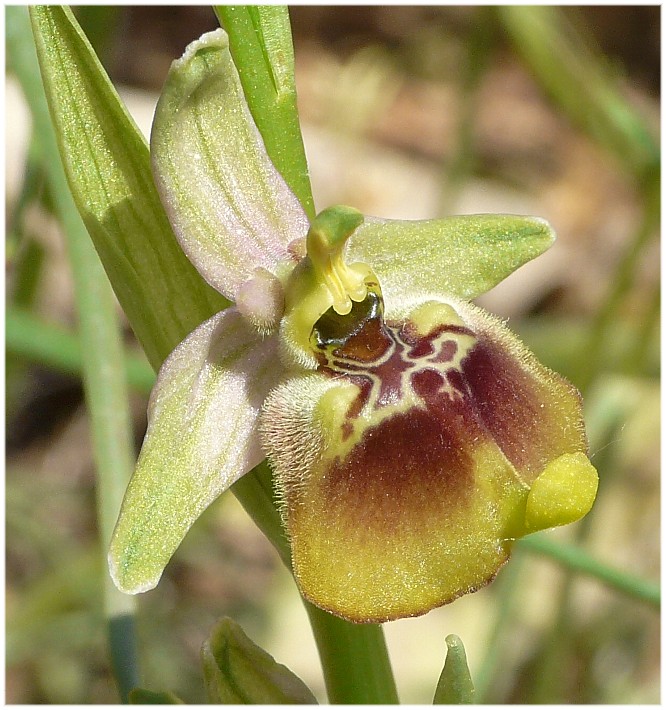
[264,292,597,622]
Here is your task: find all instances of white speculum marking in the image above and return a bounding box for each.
[314,305,478,461]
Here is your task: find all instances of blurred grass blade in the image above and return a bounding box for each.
[202,617,318,704]
[498,6,658,183]
[433,635,475,704]
[29,5,227,370]
[128,689,184,704]
[6,307,156,395]
[215,5,315,219]
[9,5,140,700]
[519,533,660,608]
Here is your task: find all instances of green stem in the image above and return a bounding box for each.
[231,460,291,567]
[518,534,659,608]
[215,5,316,220]
[304,604,399,704]
[9,6,140,700]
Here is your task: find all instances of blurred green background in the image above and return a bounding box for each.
[6,5,659,704]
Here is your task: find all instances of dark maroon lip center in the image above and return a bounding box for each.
[312,294,474,417]
[306,296,481,514]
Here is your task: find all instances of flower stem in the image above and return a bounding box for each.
[304,604,399,704]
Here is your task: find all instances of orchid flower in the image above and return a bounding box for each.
[109,29,598,623]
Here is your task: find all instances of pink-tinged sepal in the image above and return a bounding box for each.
[261,295,597,622]
[109,308,285,595]
[151,29,308,301]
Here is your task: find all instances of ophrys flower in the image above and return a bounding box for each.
[109,29,597,623]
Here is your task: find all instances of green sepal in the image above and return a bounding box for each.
[202,617,318,704]
[433,635,475,704]
[109,309,284,595]
[346,214,555,311]
[128,689,184,704]
[29,5,226,370]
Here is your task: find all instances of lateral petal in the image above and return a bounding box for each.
[109,308,283,594]
[151,28,309,300]
[346,214,555,313]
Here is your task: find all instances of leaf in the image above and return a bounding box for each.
[433,635,475,704]
[215,5,315,219]
[29,5,227,369]
[108,308,284,594]
[151,27,309,301]
[128,688,184,704]
[202,617,318,704]
[346,213,555,310]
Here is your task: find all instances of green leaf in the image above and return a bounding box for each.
[10,7,141,698]
[128,688,184,704]
[151,27,309,300]
[202,617,318,704]
[433,634,475,704]
[346,214,555,308]
[29,5,227,370]
[215,5,315,219]
[109,308,284,594]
